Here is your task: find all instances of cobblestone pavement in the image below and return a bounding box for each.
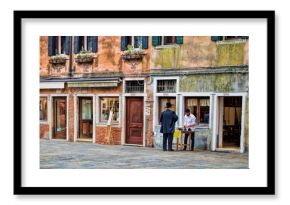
[40,139,248,169]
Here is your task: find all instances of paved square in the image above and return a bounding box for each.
[40,139,248,169]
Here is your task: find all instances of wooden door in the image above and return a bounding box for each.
[79,97,93,139]
[53,97,66,139]
[126,97,144,145]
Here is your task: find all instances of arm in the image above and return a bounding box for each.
[173,111,178,123]
[188,116,196,127]
[160,112,163,124]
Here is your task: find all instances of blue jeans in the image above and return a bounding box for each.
[184,128,195,150]
[163,133,173,150]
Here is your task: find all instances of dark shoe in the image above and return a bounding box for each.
[163,149,167,151]
[183,147,187,151]
[191,148,194,151]
[168,149,174,151]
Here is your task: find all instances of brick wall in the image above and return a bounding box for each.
[96,126,121,145]
[40,124,49,139]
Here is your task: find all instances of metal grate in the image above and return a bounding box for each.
[157,80,176,93]
[125,81,144,93]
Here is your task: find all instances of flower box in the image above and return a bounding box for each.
[75,50,95,64]
[49,57,66,64]
[75,57,94,63]
[122,53,146,61]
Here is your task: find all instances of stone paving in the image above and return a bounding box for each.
[40,139,248,169]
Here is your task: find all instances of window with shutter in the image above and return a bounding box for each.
[211,36,248,41]
[152,36,162,46]
[121,36,148,50]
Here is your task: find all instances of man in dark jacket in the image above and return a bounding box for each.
[160,102,178,151]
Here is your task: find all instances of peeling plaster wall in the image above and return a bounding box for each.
[150,36,248,69]
[180,73,249,93]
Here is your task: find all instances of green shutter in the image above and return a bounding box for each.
[211,36,223,41]
[175,36,183,44]
[152,36,161,46]
[241,36,249,39]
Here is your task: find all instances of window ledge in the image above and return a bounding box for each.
[195,126,209,129]
[216,39,247,45]
[96,123,120,127]
[155,44,181,49]
[40,121,49,125]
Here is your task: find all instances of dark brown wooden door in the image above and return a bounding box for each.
[53,97,67,139]
[79,97,93,139]
[126,97,143,144]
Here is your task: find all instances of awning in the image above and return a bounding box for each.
[67,81,119,88]
[40,82,65,89]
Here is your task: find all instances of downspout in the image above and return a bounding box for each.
[68,36,73,78]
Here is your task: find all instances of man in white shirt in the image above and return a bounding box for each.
[183,109,196,151]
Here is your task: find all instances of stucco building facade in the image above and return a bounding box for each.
[40,36,249,152]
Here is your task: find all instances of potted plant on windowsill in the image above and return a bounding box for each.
[121,45,146,61]
[49,54,67,64]
[75,49,95,63]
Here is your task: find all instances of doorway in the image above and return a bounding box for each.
[217,96,242,148]
[126,97,144,145]
[53,97,67,139]
[78,97,93,140]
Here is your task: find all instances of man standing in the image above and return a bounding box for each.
[160,102,178,151]
[183,109,196,151]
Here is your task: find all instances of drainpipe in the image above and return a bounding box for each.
[68,36,73,78]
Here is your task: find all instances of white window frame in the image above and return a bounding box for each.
[39,94,49,124]
[96,94,121,126]
[153,77,179,128]
[156,78,178,94]
[128,36,143,48]
[180,93,212,129]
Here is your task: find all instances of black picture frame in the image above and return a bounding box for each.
[14,10,275,195]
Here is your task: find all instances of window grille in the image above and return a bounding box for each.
[125,81,144,93]
[157,80,176,93]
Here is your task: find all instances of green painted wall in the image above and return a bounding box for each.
[216,43,244,66]
[179,73,248,93]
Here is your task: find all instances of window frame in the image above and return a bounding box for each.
[125,80,145,93]
[184,97,210,126]
[156,79,177,93]
[158,97,177,125]
[39,96,48,123]
[163,36,176,45]
[99,97,120,123]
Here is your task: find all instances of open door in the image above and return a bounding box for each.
[53,97,67,139]
[78,97,93,139]
[217,96,242,148]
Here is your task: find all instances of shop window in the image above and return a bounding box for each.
[185,97,210,125]
[121,36,149,51]
[48,36,71,56]
[158,97,176,124]
[157,80,176,93]
[100,97,119,123]
[152,36,183,46]
[74,36,98,53]
[125,80,144,93]
[40,97,48,121]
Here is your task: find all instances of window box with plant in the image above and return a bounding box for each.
[49,53,67,64]
[121,45,146,61]
[75,49,95,63]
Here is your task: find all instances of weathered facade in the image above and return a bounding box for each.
[40,36,249,152]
